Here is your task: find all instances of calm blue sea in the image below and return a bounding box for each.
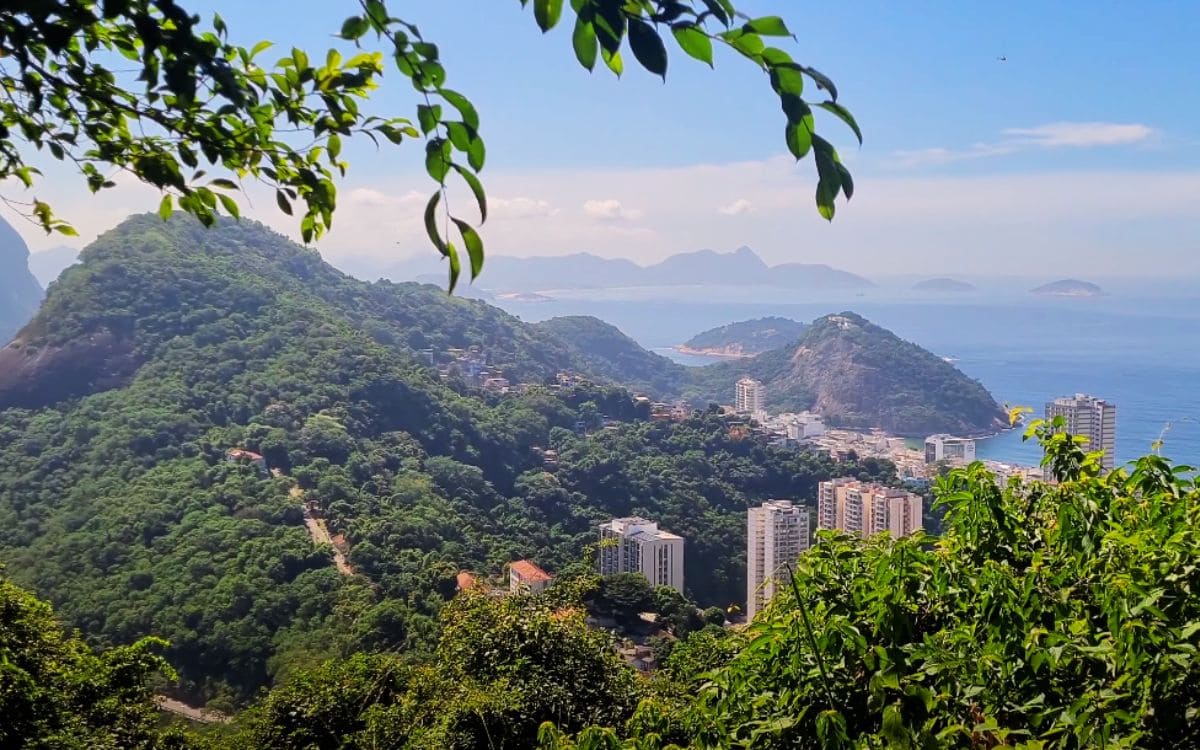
[493,282,1200,468]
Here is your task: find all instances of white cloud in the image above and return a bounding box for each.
[490,196,558,220]
[892,121,1156,168]
[582,198,643,221]
[1003,122,1155,148]
[717,198,755,216]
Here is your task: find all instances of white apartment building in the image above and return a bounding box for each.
[924,434,977,464]
[735,377,764,415]
[746,500,810,620]
[816,479,923,540]
[1045,394,1117,470]
[598,517,685,593]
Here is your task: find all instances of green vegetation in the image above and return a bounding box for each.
[534,315,688,397]
[679,316,808,357]
[0,576,184,748]
[688,312,1005,435]
[0,215,887,705]
[1,1,855,287]
[6,422,1200,747]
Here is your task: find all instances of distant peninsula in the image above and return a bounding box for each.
[912,277,975,293]
[677,316,808,358]
[1031,279,1105,297]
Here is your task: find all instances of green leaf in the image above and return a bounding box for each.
[573,16,598,71]
[250,40,273,58]
[817,101,863,145]
[466,136,486,171]
[452,217,485,280]
[452,163,487,222]
[802,66,839,100]
[157,194,173,221]
[627,18,667,80]
[275,190,293,216]
[671,23,713,67]
[446,240,461,292]
[441,89,480,130]
[593,3,626,55]
[769,63,805,96]
[425,139,451,183]
[424,191,448,256]
[417,104,441,135]
[743,16,792,37]
[786,120,813,160]
[217,192,240,218]
[53,224,78,237]
[699,0,730,26]
[340,16,369,40]
[881,704,908,746]
[534,0,564,32]
[601,47,624,77]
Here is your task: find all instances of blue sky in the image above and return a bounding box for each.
[8,1,1200,277]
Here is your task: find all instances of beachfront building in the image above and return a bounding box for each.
[735,377,764,415]
[924,434,977,464]
[1045,394,1117,470]
[746,500,810,619]
[817,479,923,540]
[598,517,685,593]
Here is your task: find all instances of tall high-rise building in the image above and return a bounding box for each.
[816,479,923,540]
[598,517,685,593]
[1045,394,1117,470]
[735,377,764,415]
[746,500,810,619]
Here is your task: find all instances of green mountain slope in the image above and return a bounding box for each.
[680,316,808,357]
[533,315,688,396]
[687,312,1005,435]
[0,215,879,706]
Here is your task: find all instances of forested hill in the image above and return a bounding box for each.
[0,215,679,409]
[0,214,887,707]
[680,316,808,357]
[0,214,42,344]
[687,312,1006,435]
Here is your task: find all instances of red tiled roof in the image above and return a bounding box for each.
[227,449,264,461]
[509,560,552,582]
[456,571,479,591]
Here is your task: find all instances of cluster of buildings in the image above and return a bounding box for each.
[818,479,923,539]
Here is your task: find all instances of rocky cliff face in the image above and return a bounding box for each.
[0,216,43,343]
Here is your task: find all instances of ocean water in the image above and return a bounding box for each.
[494,283,1200,468]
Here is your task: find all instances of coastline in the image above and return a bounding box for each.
[672,345,755,359]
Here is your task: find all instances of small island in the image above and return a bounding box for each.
[495,291,555,303]
[912,277,975,293]
[1031,279,1105,298]
[677,316,808,358]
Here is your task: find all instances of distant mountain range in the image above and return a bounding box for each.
[0,216,43,343]
[339,245,874,292]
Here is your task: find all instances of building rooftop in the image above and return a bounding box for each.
[509,559,553,582]
[226,448,264,461]
[456,571,479,591]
